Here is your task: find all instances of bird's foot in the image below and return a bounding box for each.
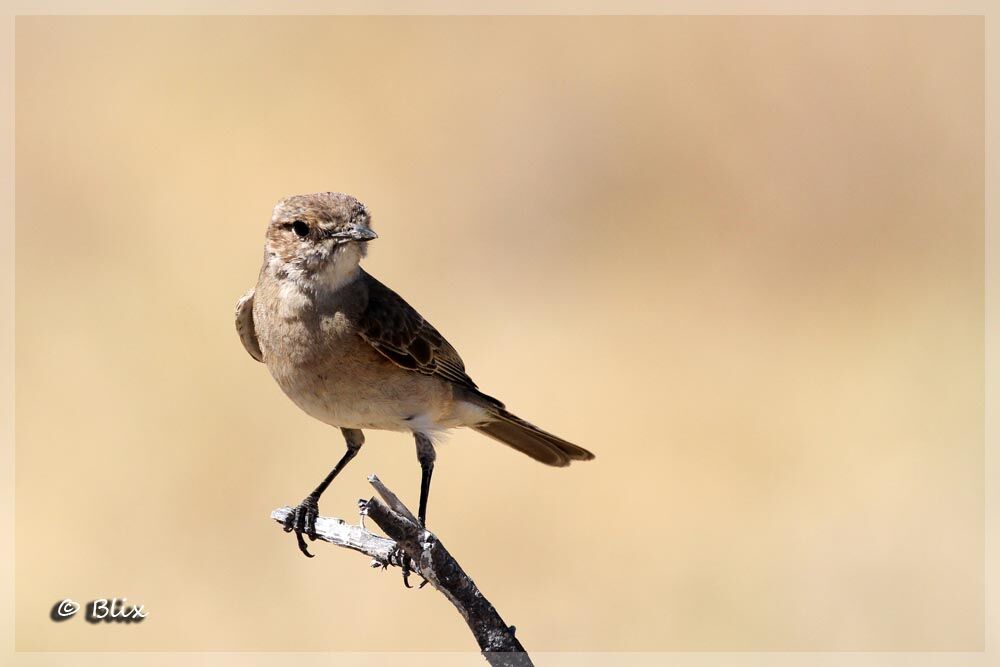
[283,495,320,558]
[386,545,428,589]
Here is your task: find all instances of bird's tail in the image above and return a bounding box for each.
[473,407,595,467]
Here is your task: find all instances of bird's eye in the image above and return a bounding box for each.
[291,220,310,238]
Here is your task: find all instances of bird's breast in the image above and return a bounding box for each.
[251,274,466,433]
[255,310,449,432]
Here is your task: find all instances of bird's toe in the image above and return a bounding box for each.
[286,496,320,558]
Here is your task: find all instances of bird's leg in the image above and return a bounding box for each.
[414,432,436,527]
[284,428,364,558]
[391,432,436,587]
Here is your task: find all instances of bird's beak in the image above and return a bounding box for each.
[327,225,378,244]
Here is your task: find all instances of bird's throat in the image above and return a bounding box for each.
[315,254,361,293]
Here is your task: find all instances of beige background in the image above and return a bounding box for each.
[14,16,983,651]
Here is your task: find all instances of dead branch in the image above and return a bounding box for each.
[270,474,532,667]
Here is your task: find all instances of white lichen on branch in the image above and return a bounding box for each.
[269,506,402,568]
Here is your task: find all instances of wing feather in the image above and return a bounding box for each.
[235,288,264,362]
[356,273,480,391]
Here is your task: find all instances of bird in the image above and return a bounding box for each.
[236,192,595,558]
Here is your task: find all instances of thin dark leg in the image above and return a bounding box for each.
[389,433,436,589]
[283,428,364,558]
[414,432,436,527]
[310,428,364,499]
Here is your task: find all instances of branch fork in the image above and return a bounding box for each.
[271,474,532,667]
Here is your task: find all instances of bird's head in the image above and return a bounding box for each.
[264,192,377,289]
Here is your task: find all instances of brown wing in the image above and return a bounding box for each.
[356,271,480,391]
[235,288,263,362]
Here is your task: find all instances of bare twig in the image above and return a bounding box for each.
[268,508,408,569]
[270,475,532,667]
[366,473,420,524]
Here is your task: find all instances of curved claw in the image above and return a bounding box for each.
[296,530,314,558]
[390,545,426,589]
[286,496,320,558]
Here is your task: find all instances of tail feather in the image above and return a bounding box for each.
[473,408,595,467]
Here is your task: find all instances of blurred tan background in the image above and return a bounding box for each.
[14,16,983,651]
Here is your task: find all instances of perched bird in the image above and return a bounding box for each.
[236,192,594,558]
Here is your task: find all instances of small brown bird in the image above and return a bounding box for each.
[236,192,594,557]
